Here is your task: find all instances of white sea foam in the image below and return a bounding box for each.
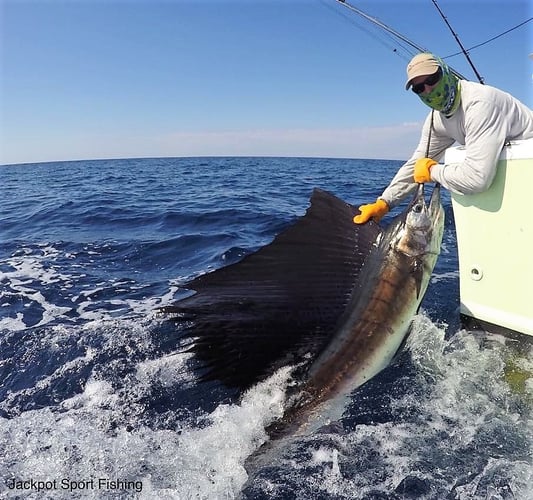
[430,269,460,283]
[172,368,290,499]
[0,340,291,499]
[241,316,533,499]
[0,246,75,331]
[135,351,195,389]
[0,313,26,332]
[1,304,531,499]
[0,245,183,332]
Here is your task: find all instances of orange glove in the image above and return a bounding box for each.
[414,158,437,183]
[353,199,389,224]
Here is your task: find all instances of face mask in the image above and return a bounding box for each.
[419,59,461,116]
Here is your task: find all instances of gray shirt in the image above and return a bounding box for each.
[380,81,533,208]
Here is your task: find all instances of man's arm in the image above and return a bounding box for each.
[431,100,507,195]
[381,113,454,208]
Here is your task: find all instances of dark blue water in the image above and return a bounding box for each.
[0,157,531,499]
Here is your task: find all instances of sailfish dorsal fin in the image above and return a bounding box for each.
[162,188,382,389]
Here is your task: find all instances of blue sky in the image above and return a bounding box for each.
[1,0,532,165]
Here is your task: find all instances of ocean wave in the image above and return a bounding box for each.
[1,157,531,499]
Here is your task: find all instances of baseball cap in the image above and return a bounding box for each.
[405,53,441,90]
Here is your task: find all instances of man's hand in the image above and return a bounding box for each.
[353,199,389,224]
[414,158,437,183]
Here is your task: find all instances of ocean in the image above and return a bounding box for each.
[0,157,531,499]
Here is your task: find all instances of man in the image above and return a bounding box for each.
[354,52,533,224]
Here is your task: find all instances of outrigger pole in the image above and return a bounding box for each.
[430,0,484,83]
[334,0,469,81]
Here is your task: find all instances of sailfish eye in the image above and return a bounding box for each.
[413,203,423,213]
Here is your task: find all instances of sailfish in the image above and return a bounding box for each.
[161,184,444,445]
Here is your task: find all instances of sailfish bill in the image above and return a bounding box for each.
[161,184,444,446]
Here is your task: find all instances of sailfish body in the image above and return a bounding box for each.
[162,184,444,440]
[276,183,444,435]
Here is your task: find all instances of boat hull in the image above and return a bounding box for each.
[446,139,533,337]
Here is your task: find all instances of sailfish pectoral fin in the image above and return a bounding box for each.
[412,260,426,300]
[161,188,382,390]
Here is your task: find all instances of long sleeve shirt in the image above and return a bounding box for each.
[380,81,533,208]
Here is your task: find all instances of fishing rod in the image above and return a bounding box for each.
[334,0,427,54]
[333,0,469,81]
[430,0,484,83]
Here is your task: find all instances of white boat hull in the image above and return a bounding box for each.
[446,139,533,337]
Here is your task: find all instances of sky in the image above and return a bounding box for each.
[1,0,532,165]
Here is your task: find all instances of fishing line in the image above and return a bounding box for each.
[443,17,533,59]
[327,0,468,80]
[319,0,414,61]
[425,111,434,159]
[430,0,484,83]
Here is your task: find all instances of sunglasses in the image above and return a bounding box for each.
[411,68,442,94]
